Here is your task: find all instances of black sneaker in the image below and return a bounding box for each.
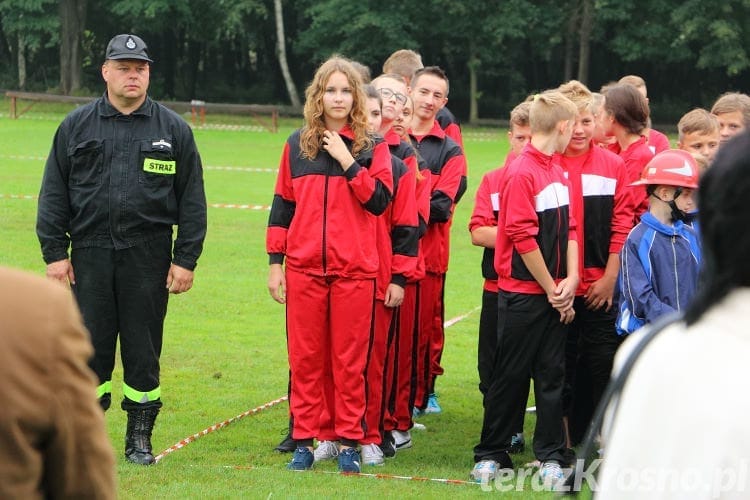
[379,431,396,458]
[274,431,296,453]
[562,447,577,467]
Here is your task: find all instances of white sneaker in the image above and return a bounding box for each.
[411,422,426,431]
[392,430,412,450]
[540,461,564,490]
[470,460,498,483]
[313,440,339,461]
[360,443,385,466]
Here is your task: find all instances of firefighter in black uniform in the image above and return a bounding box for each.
[36,34,207,465]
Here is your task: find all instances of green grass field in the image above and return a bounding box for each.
[0,100,562,498]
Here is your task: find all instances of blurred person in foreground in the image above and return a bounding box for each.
[0,266,116,499]
[597,131,750,498]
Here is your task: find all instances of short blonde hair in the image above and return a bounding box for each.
[678,108,720,142]
[711,92,750,126]
[529,91,577,134]
[618,75,647,94]
[558,80,593,113]
[382,49,423,84]
[599,81,618,95]
[509,101,531,130]
[591,92,605,112]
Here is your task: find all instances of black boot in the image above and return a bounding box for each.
[274,415,295,453]
[125,407,159,465]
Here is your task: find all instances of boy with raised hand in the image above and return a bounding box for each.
[383,49,464,150]
[677,108,720,165]
[618,75,670,154]
[556,80,633,447]
[469,100,531,454]
[471,91,578,489]
[408,66,467,416]
[710,92,750,144]
[616,150,702,336]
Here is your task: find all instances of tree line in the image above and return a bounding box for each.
[1,0,749,124]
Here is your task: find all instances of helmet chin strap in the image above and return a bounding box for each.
[666,187,686,222]
[655,187,687,222]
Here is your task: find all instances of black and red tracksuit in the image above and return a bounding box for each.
[362,144,419,445]
[468,166,505,398]
[409,120,467,407]
[266,125,393,443]
[381,131,433,432]
[557,144,634,445]
[475,143,576,464]
[436,107,464,151]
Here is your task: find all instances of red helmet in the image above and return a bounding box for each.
[631,149,699,189]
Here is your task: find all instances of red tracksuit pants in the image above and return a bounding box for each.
[286,269,375,442]
[415,272,445,408]
[383,282,418,432]
[360,300,393,444]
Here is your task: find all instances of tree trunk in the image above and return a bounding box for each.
[577,0,594,85]
[17,34,26,90]
[274,0,300,108]
[468,47,479,124]
[563,1,580,82]
[59,0,87,95]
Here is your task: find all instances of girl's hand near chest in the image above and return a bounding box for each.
[323,130,355,170]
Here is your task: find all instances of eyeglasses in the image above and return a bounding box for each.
[378,88,407,104]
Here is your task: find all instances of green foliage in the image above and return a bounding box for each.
[671,0,750,76]
[0,0,58,87]
[295,0,419,67]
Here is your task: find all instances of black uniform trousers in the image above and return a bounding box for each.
[565,296,622,445]
[478,289,529,433]
[474,291,566,464]
[71,235,171,410]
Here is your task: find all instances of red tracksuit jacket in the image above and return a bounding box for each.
[494,143,578,295]
[469,166,506,292]
[374,151,419,299]
[383,129,431,282]
[266,125,393,278]
[410,120,467,275]
[619,136,654,225]
[557,144,634,295]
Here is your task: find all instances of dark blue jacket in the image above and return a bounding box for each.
[616,212,701,335]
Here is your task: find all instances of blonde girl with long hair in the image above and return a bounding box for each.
[266,56,393,473]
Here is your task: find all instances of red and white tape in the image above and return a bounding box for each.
[153,395,288,463]
[155,308,477,463]
[228,465,477,486]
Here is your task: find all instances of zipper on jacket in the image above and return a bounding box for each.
[322,162,331,276]
[672,234,679,310]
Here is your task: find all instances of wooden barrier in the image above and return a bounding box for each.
[5,91,94,118]
[4,91,300,133]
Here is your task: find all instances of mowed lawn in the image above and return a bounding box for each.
[0,101,558,498]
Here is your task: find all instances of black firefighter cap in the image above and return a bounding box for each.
[105,34,153,63]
